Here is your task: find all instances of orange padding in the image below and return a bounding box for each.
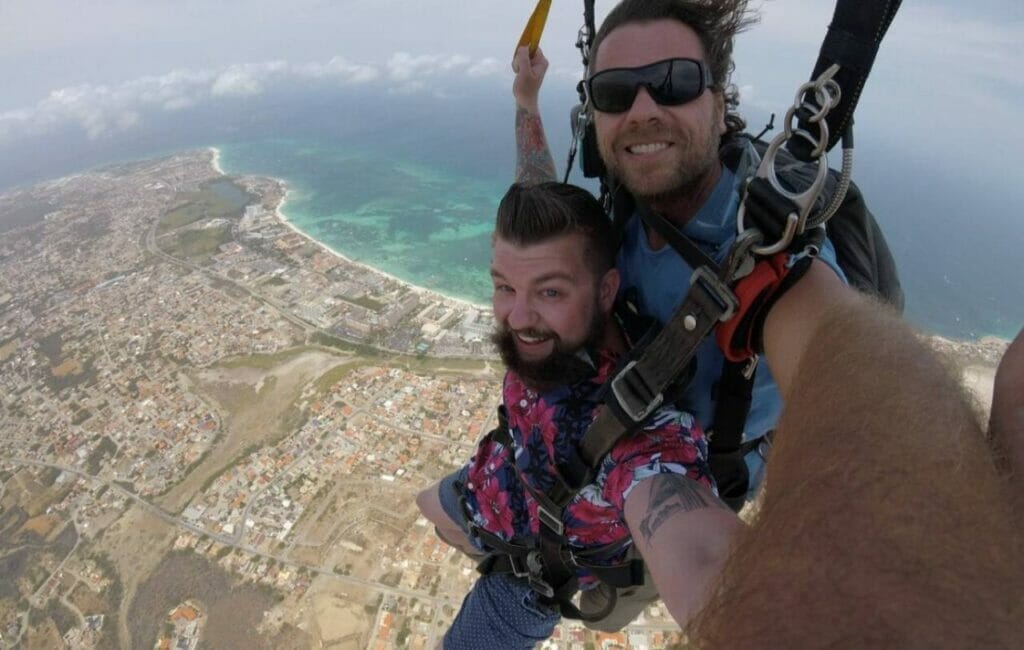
[715,252,790,363]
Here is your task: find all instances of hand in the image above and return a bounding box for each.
[512,45,548,112]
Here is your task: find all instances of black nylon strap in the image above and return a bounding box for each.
[790,0,902,160]
[708,360,756,512]
[637,205,719,272]
[581,268,734,466]
[743,177,801,241]
[710,361,755,455]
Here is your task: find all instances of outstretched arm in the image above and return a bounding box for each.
[691,291,1024,647]
[623,474,741,626]
[512,46,557,185]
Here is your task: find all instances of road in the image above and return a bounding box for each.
[3,455,452,607]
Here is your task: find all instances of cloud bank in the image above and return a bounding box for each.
[0,53,504,143]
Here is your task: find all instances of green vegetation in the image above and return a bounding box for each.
[312,361,366,395]
[43,357,98,394]
[310,332,379,357]
[206,275,249,299]
[199,443,261,493]
[163,224,231,263]
[85,436,118,475]
[157,181,248,234]
[35,331,64,366]
[345,295,385,312]
[219,347,315,370]
[49,599,78,636]
[396,620,412,646]
[407,356,491,374]
[38,467,61,487]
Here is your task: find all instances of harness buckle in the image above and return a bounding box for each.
[610,360,664,424]
[691,266,739,323]
[537,504,565,536]
[510,551,555,599]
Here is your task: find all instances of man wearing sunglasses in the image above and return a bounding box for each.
[512,0,850,544]
[506,0,1024,642]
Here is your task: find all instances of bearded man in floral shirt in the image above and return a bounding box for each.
[417,182,740,648]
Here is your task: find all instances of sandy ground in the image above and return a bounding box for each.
[299,581,372,650]
[157,349,349,513]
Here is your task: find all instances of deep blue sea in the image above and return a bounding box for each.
[2,81,1021,341]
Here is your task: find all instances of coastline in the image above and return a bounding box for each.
[209,146,224,176]
[202,147,1014,365]
[208,146,489,313]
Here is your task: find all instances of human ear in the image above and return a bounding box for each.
[599,269,620,313]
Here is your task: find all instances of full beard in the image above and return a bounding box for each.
[490,309,606,394]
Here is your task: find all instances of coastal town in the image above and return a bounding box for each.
[0,149,716,649]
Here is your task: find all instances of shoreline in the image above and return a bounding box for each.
[203,147,1013,349]
[209,146,489,313]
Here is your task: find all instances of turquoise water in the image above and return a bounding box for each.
[217,138,504,306]
[215,135,1024,341]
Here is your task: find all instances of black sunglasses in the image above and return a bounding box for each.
[586,58,714,114]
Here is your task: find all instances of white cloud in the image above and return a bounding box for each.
[467,58,503,77]
[0,51,512,143]
[296,56,380,83]
[385,52,502,82]
[211,70,264,97]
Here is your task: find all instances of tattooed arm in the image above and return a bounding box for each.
[512,46,557,185]
[623,473,741,626]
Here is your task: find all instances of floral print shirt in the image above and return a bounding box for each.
[460,349,713,575]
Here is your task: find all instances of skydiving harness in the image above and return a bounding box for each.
[564,0,902,511]
[470,0,903,621]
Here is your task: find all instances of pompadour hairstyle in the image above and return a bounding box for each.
[494,182,617,276]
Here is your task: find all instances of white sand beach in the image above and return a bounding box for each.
[207,148,489,313]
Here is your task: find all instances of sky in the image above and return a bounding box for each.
[0,0,1021,338]
[1,0,1020,163]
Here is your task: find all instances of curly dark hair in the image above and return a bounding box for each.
[588,0,758,136]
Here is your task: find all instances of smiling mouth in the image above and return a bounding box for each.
[626,142,671,155]
[515,331,552,345]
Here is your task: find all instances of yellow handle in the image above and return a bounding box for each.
[515,0,552,57]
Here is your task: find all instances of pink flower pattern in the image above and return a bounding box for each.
[461,349,713,572]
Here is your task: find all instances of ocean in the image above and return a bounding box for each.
[2,81,1022,341]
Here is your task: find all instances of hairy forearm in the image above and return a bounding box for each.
[514,106,557,185]
[990,328,1024,515]
[692,299,1024,647]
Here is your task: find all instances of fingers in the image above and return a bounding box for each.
[512,46,548,75]
[512,45,529,74]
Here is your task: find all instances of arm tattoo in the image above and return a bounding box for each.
[638,474,727,542]
[514,106,557,185]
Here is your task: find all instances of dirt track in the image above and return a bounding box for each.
[157,349,349,513]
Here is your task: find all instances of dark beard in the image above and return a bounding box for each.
[490,309,606,393]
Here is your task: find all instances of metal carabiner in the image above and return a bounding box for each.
[736,132,830,256]
[737,64,842,256]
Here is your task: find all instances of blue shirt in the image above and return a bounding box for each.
[615,143,845,493]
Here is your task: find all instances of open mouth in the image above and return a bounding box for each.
[515,331,552,345]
